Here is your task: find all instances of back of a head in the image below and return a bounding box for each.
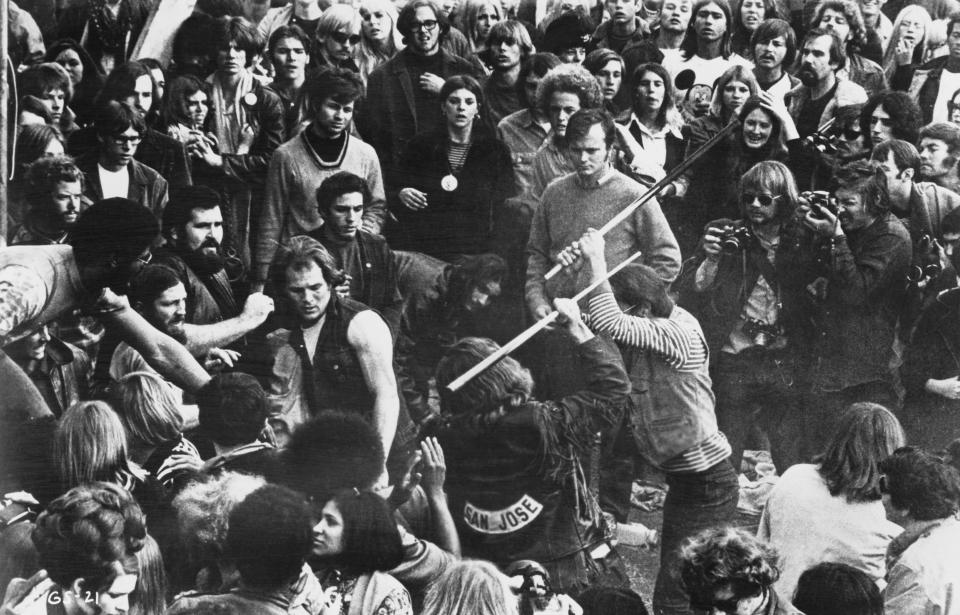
[227,484,313,590]
[792,562,882,615]
[679,527,780,601]
[609,263,674,318]
[879,446,960,521]
[326,489,403,573]
[112,371,184,448]
[422,559,519,615]
[276,413,385,501]
[435,336,534,416]
[32,482,146,590]
[818,402,905,502]
[70,198,159,266]
[53,400,130,490]
[197,372,270,447]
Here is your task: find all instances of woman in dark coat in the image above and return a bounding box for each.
[45,39,105,128]
[391,75,517,261]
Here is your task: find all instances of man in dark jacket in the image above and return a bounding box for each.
[434,295,630,595]
[76,100,169,218]
[359,0,480,171]
[680,160,804,472]
[783,159,911,461]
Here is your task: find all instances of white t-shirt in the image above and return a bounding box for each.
[762,72,794,106]
[98,164,130,199]
[934,69,960,124]
[663,52,754,98]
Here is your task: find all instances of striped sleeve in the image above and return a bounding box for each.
[587,292,707,370]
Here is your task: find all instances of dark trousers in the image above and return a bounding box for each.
[802,380,900,461]
[714,350,803,473]
[652,459,739,615]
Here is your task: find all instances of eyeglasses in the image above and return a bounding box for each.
[137,251,153,265]
[330,31,362,46]
[112,134,142,146]
[833,127,862,141]
[740,193,782,206]
[410,19,439,31]
[689,596,744,614]
[870,116,894,127]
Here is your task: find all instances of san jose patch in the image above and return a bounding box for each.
[463,495,543,535]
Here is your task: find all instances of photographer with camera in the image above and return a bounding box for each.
[784,159,911,462]
[681,160,804,473]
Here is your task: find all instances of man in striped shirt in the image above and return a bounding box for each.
[562,227,738,615]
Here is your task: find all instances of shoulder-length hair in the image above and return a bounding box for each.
[323,489,403,573]
[882,5,934,81]
[112,371,184,448]
[812,0,867,55]
[456,0,503,50]
[422,559,519,615]
[435,337,534,416]
[817,402,906,502]
[357,0,403,81]
[211,16,264,66]
[53,401,136,491]
[739,159,798,221]
[317,5,363,40]
[630,62,683,131]
[270,235,342,293]
[682,0,734,60]
[19,62,73,103]
[731,0,782,56]
[162,74,209,128]
[710,64,759,120]
[736,96,786,156]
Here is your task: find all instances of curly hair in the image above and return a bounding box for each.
[197,372,271,447]
[32,482,146,590]
[275,412,385,501]
[435,337,534,416]
[172,471,267,580]
[23,154,84,212]
[397,0,451,44]
[859,91,923,149]
[679,527,781,602]
[816,402,906,502]
[535,63,603,116]
[227,485,314,590]
[812,0,867,55]
[879,446,960,521]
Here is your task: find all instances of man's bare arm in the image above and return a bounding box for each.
[181,292,274,355]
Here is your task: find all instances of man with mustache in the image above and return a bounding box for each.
[917,122,960,196]
[751,18,799,104]
[10,155,86,246]
[786,27,866,139]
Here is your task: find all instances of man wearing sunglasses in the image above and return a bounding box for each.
[312,5,363,72]
[683,160,804,473]
[75,100,169,219]
[359,0,480,172]
[680,527,798,615]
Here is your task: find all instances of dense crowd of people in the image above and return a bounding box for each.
[1,0,960,612]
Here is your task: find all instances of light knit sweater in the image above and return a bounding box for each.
[525,169,681,314]
[758,463,901,600]
[253,131,385,283]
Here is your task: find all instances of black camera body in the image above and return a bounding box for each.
[806,191,840,220]
[721,225,754,252]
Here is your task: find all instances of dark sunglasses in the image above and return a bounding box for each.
[870,116,894,127]
[835,127,861,141]
[330,31,361,45]
[690,596,743,614]
[740,193,782,206]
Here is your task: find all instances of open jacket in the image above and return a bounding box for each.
[75,152,169,218]
[891,55,950,124]
[785,78,868,131]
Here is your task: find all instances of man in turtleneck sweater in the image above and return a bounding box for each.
[253,68,385,291]
[359,0,480,173]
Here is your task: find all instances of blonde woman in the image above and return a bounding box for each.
[456,0,503,56]
[357,0,404,83]
[882,4,941,81]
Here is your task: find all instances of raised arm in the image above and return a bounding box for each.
[181,292,274,355]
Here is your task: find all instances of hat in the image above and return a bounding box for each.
[542,10,595,54]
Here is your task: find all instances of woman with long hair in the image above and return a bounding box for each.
[8,124,65,230]
[456,0,503,58]
[162,75,210,144]
[392,75,516,261]
[111,371,203,493]
[311,490,412,615]
[730,0,782,58]
[45,39,105,128]
[758,402,907,601]
[627,62,685,185]
[357,0,404,84]
[882,5,940,82]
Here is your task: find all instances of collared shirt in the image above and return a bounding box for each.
[497,108,550,197]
